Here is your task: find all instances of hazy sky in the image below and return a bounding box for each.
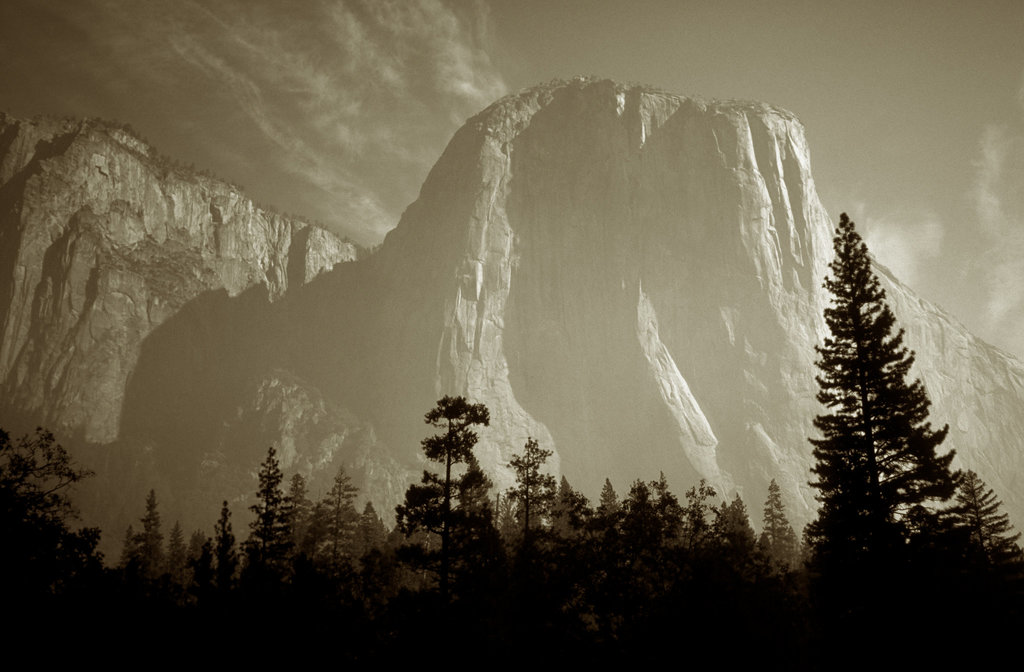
[1,0,1022,357]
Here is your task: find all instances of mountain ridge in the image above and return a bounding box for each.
[1,80,1021,545]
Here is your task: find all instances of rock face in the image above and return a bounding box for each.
[2,80,1023,538]
[0,113,367,534]
[325,78,1023,527]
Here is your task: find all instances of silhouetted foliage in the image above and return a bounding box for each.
[507,437,557,546]
[167,521,187,586]
[682,478,716,553]
[139,490,164,578]
[318,466,359,575]
[0,427,102,605]
[950,470,1023,571]
[551,475,590,540]
[758,479,801,572]
[395,396,489,603]
[714,493,757,570]
[214,501,237,592]
[807,213,957,573]
[287,473,314,559]
[243,446,293,587]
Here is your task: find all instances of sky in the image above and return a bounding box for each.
[1,0,1022,357]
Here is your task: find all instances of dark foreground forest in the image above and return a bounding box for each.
[2,216,1023,666]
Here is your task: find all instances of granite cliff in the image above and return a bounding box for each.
[2,79,1022,541]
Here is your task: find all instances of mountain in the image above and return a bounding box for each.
[2,79,1022,544]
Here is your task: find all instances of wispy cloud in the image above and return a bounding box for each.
[15,0,507,244]
[161,0,507,242]
[862,209,945,291]
[968,109,1024,356]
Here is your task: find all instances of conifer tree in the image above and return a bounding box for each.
[597,478,620,517]
[187,529,207,562]
[244,447,292,582]
[119,524,139,571]
[286,473,313,558]
[757,479,801,572]
[320,465,359,573]
[214,501,237,591]
[682,479,717,553]
[951,470,1022,570]
[395,396,489,603]
[137,489,165,580]
[507,437,557,543]
[355,501,388,558]
[714,494,756,560]
[551,476,591,539]
[167,521,188,586]
[807,213,957,569]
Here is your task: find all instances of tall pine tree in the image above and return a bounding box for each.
[807,213,957,569]
[243,446,292,585]
[757,479,800,572]
[507,437,557,544]
[395,396,489,603]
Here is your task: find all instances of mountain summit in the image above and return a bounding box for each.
[1,80,1021,538]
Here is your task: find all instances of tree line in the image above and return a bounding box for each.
[1,213,1022,663]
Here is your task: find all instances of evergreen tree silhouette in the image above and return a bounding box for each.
[214,501,237,592]
[757,479,801,572]
[243,447,292,587]
[806,213,956,571]
[507,437,556,546]
[137,489,165,580]
[951,470,1022,570]
[395,396,489,604]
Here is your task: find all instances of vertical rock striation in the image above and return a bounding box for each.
[2,79,1023,535]
[356,78,1023,526]
[0,113,355,444]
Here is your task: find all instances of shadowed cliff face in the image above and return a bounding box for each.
[332,79,1023,526]
[2,80,1023,540]
[0,113,374,540]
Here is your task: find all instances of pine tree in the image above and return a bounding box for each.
[714,494,756,561]
[551,476,591,539]
[682,479,717,553]
[395,396,489,603]
[167,521,188,586]
[214,501,237,592]
[244,447,292,583]
[187,529,207,562]
[757,479,801,572]
[286,473,313,558]
[355,501,388,559]
[951,470,1022,570]
[507,437,557,543]
[138,489,165,580]
[590,478,622,547]
[320,465,359,573]
[807,213,957,569]
[119,524,139,570]
[598,478,620,517]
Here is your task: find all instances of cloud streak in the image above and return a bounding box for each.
[162,0,507,242]
[968,110,1024,356]
[9,0,506,244]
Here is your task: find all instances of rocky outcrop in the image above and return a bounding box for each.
[0,113,356,444]
[338,78,1023,527]
[3,80,1023,538]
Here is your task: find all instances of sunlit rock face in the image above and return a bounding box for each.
[342,78,1024,526]
[343,79,836,520]
[2,79,1023,536]
[0,113,362,534]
